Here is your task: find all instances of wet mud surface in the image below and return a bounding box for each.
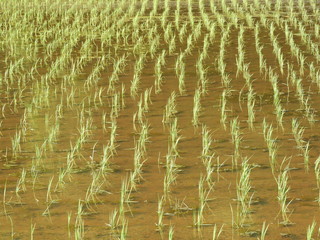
[1,0,320,239]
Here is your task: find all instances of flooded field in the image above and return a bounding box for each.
[1,0,320,239]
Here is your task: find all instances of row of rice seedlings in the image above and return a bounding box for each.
[163,112,182,201]
[163,155,179,202]
[130,54,146,97]
[235,156,253,229]
[254,25,267,75]
[135,115,150,157]
[11,130,21,158]
[74,200,85,240]
[154,51,166,94]
[281,21,320,125]
[268,22,286,75]
[42,176,59,216]
[315,156,320,204]
[256,15,319,131]
[262,119,278,174]
[156,195,166,232]
[309,62,320,93]
[108,116,118,156]
[230,118,242,169]
[119,176,135,217]
[202,154,217,187]
[288,67,316,126]
[201,125,213,160]
[236,24,245,78]
[196,52,208,95]
[83,56,107,91]
[283,22,310,76]
[84,170,108,208]
[291,118,311,172]
[293,18,320,62]
[276,157,293,226]
[217,25,232,89]
[31,141,48,174]
[163,92,182,200]
[108,55,128,95]
[105,183,129,239]
[247,85,256,130]
[168,117,181,158]
[163,91,178,125]
[192,89,202,127]
[268,68,285,130]
[194,174,214,228]
[220,90,228,130]
[175,52,186,95]
[131,88,152,187]
[15,168,27,201]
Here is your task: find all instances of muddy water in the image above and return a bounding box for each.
[1,1,320,239]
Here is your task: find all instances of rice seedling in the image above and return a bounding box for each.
[306,220,316,240]
[258,221,269,240]
[220,90,228,130]
[100,144,113,174]
[2,180,9,216]
[302,141,310,172]
[230,118,242,168]
[163,154,180,201]
[236,25,245,77]
[106,209,121,231]
[291,118,305,150]
[163,91,177,125]
[30,222,36,240]
[264,122,278,171]
[15,168,27,200]
[168,225,174,240]
[201,125,213,159]
[11,130,21,158]
[197,52,209,95]
[108,117,118,156]
[176,53,186,94]
[68,212,72,238]
[185,34,195,55]
[84,170,107,206]
[155,55,164,94]
[75,200,85,240]
[202,154,216,186]
[171,197,193,216]
[247,88,256,130]
[120,218,128,240]
[119,176,136,217]
[192,89,201,127]
[7,216,15,240]
[194,174,214,228]
[168,118,181,157]
[212,224,223,240]
[156,195,165,232]
[276,157,293,226]
[235,156,253,228]
[43,176,59,216]
[133,140,147,183]
[314,156,320,204]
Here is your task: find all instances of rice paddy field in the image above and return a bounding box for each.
[1,0,320,239]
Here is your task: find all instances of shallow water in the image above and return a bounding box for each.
[1,0,320,239]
